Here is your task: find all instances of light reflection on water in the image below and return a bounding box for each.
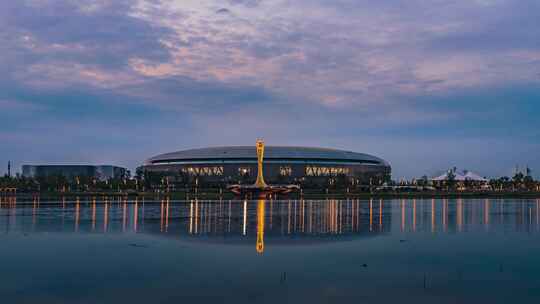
[3,197,540,240]
[1,196,540,303]
[0,197,395,242]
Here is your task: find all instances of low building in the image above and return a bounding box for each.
[432,168,489,190]
[432,169,487,182]
[22,165,127,181]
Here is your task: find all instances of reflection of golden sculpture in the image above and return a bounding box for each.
[255,139,267,188]
[256,199,265,254]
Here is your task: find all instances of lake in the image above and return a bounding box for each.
[1,197,540,303]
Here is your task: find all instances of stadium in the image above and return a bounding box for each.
[139,146,391,187]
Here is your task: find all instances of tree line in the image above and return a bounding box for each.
[1,170,538,193]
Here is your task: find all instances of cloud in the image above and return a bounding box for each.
[227,0,262,7]
[216,8,231,14]
[0,0,539,178]
[0,99,45,112]
[5,0,539,110]
[122,0,540,109]
[0,0,174,92]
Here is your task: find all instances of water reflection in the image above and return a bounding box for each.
[2,197,540,252]
[256,200,265,254]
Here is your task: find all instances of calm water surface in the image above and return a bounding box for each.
[1,197,540,303]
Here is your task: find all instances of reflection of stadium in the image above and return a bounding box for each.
[140,199,394,253]
[2,198,540,253]
[139,146,391,186]
[0,198,392,253]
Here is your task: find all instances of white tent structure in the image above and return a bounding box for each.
[432,171,465,181]
[463,170,487,182]
[432,169,487,182]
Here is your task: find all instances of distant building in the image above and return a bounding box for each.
[432,169,487,182]
[431,168,489,191]
[22,165,127,181]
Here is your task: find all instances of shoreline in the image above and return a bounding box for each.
[2,191,540,201]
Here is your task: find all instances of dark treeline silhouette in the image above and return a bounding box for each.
[1,170,539,194]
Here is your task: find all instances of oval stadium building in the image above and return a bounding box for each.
[139,146,391,187]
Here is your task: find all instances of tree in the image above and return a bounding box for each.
[524,175,535,191]
[446,170,456,191]
[417,175,429,187]
[334,174,348,189]
[512,172,525,190]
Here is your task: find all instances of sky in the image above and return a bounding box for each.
[1,0,539,179]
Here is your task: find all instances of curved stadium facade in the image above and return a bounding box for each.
[140,146,391,187]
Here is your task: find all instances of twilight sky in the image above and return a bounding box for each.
[1,0,539,179]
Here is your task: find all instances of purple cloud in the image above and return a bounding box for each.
[0,0,539,178]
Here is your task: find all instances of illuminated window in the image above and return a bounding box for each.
[238,167,251,176]
[182,166,224,176]
[280,166,292,176]
[305,166,349,176]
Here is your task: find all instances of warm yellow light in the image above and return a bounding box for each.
[255,139,267,188]
[256,200,265,254]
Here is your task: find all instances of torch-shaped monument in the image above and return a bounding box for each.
[227,139,300,198]
[254,139,267,189]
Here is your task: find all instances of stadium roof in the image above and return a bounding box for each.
[145,146,389,166]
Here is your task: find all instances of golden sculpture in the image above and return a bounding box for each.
[227,139,300,197]
[254,139,267,188]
